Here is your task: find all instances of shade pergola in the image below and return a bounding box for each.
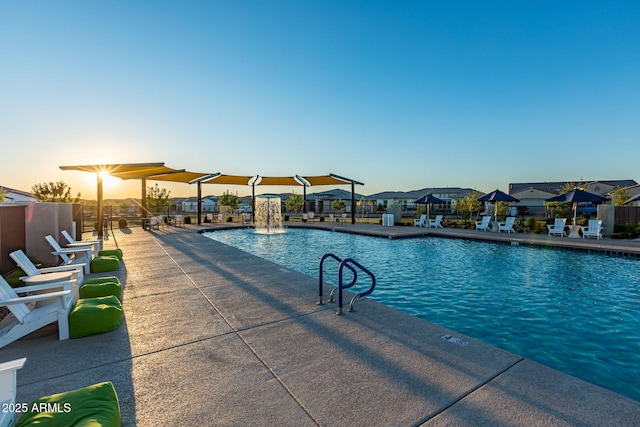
[122,170,217,224]
[199,173,364,224]
[61,163,365,230]
[60,162,186,237]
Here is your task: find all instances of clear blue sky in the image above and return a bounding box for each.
[2,1,639,198]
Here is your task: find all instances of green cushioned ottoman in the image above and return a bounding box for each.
[69,296,123,339]
[90,256,120,273]
[98,248,123,259]
[80,280,122,299]
[80,276,122,299]
[83,276,121,286]
[16,381,120,427]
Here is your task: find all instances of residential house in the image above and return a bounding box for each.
[181,196,217,213]
[306,189,365,214]
[509,180,638,218]
[368,187,476,214]
[0,185,36,203]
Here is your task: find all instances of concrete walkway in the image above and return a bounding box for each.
[4,224,640,426]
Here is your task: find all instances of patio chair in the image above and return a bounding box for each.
[308,212,315,222]
[329,214,335,223]
[413,214,427,227]
[174,214,184,227]
[581,219,603,240]
[61,229,101,258]
[45,235,92,274]
[340,213,347,224]
[205,213,214,223]
[0,357,26,427]
[547,218,567,237]
[147,217,159,230]
[475,215,491,231]
[498,216,517,233]
[242,213,251,224]
[0,275,74,349]
[428,215,444,229]
[9,250,83,297]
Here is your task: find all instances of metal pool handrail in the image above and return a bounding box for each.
[318,253,357,305]
[337,258,376,315]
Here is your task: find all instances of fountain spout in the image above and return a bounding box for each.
[254,195,286,234]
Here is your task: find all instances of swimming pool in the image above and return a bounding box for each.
[202,228,640,401]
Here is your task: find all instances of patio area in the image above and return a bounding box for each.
[4,224,639,426]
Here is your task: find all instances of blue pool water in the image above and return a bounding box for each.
[203,228,640,401]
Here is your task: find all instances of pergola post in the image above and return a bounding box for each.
[197,181,202,225]
[351,181,356,224]
[141,178,148,229]
[303,185,307,214]
[251,182,256,222]
[97,174,103,238]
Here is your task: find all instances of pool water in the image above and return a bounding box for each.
[203,228,640,401]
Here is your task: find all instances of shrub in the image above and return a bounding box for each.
[226,216,233,222]
[184,216,191,224]
[524,217,536,230]
[118,218,128,228]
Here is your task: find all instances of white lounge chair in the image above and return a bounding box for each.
[307,212,315,222]
[547,218,567,237]
[341,213,347,224]
[428,215,443,229]
[241,213,251,224]
[10,249,84,292]
[147,217,159,230]
[0,275,73,349]
[174,214,184,227]
[475,216,491,231]
[61,230,101,258]
[413,214,427,227]
[45,235,92,274]
[581,219,603,240]
[498,217,516,233]
[0,357,26,427]
[329,214,335,223]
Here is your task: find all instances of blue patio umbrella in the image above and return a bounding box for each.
[413,193,445,219]
[477,189,520,221]
[546,189,608,224]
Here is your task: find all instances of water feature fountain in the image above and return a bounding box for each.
[254,195,286,234]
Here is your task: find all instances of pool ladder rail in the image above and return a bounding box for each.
[317,253,377,315]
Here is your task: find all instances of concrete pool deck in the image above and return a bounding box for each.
[4,223,640,426]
